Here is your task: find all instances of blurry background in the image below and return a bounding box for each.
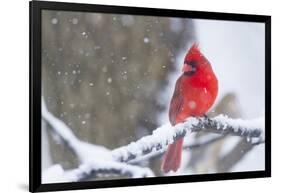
[41,10,265,179]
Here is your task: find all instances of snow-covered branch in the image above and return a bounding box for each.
[129,134,225,164]
[42,98,81,155]
[66,160,154,181]
[42,161,154,183]
[112,116,264,163]
[42,98,154,182]
[42,98,264,180]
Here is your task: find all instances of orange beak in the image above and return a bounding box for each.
[182,64,193,72]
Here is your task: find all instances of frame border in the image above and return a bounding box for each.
[29,1,271,192]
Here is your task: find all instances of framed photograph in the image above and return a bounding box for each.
[30,0,271,192]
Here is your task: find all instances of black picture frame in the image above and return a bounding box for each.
[29,0,271,192]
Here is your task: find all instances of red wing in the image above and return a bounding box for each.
[169,78,184,126]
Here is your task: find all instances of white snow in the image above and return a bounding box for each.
[107,77,112,83]
[66,159,154,182]
[42,99,80,147]
[51,18,58,25]
[42,98,113,163]
[81,32,88,38]
[42,95,264,181]
[72,18,78,25]
[42,154,154,183]
[143,37,150,43]
[112,114,264,164]
[112,118,198,162]
[42,164,68,183]
[213,115,265,140]
[42,98,155,182]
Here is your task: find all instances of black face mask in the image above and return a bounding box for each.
[183,60,197,76]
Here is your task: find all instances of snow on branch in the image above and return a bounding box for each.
[42,97,264,181]
[112,116,265,163]
[42,98,80,155]
[65,160,154,182]
[41,98,154,182]
[43,160,154,183]
[42,98,114,164]
[129,134,225,164]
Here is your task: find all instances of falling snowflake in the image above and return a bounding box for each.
[51,18,58,24]
[72,18,79,25]
[81,32,88,38]
[107,77,112,83]
[143,37,150,43]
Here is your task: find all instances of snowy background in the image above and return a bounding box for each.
[41,10,265,183]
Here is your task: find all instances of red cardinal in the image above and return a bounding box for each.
[161,43,218,173]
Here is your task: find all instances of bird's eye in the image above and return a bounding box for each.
[185,60,198,67]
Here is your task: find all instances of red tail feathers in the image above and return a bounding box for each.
[161,138,183,173]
